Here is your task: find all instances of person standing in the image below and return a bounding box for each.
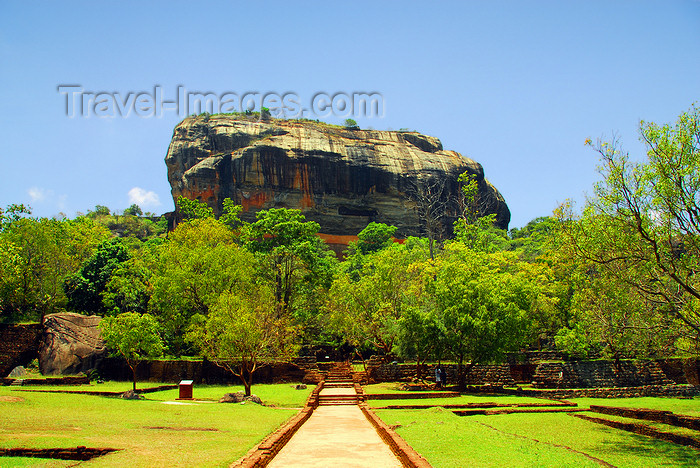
[435,366,442,388]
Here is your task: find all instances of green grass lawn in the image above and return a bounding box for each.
[1,382,312,467]
[377,406,700,467]
[570,396,700,416]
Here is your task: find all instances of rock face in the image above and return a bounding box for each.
[166,115,510,238]
[38,313,106,375]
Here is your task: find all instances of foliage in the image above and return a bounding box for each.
[428,242,533,388]
[219,197,245,232]
[63,238,129,314]
[561,104,700,355]
[343,118,359,129]
[328,240,429,357]
[186,287,297,396]
[123,204,143,216]
[100,312,164,390]
[242,208,335,320]
[103,243,159,315]
[0,203,31,229]
[149,218,254,355]
[0,214,110,322]
[454,172,509,252]
[91,205,111,217]
[176,196,214,220]
[350,222,397,256]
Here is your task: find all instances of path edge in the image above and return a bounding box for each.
[229,381,323,468]
[359,402,433,468]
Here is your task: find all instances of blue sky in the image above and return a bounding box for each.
[1,1,698,229]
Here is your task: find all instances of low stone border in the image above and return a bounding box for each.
[12,384,177,396]
[454,407,586,416]
[230,381,324,468]
[359,402,432,467]
[2,376,90,386]
[0,446,119,461]
[374,401,578,410]
[590,405,700,431]
[502,384,700,399]
[571,413,700,450]
[364,391,460,400]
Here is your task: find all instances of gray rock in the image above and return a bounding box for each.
[244,394,262,404]
[219,391,246,403]
[38,313,106,375]
[294,384,307,390]
[120,390,144,400]
[165,116,511,241]
[8,366,26,378]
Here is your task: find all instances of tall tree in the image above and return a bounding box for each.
[563,105,700,354]
[64,238,130,314]
[242,208,335,319]
[100,312,165,391]
[0,215,109,322]
[328,240,429,358]
[149,218,253,354]
[186,287,297,396]
[428,242,533,389]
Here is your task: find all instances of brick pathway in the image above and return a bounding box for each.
[266,364,402,468]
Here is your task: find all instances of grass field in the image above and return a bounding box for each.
[0,382,311,467]
[376,395,700,467]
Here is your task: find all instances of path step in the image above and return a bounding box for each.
[10,379,24,386]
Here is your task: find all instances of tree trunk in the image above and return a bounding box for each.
[129,362,137,391]
[239,363,253,396]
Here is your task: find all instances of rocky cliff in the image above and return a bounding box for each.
[165,115,510,238]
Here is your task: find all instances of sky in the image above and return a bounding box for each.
[0,1,698,229]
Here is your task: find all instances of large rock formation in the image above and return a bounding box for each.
[166,115,510,238]
[38,313,106,375]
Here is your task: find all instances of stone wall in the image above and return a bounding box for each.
[96,357,322,385]
[366,357,514,386]
[0,323,42,377]
[532,360,673,388]
[515,384,700,399]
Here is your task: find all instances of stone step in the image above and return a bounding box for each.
[10,379,24,386]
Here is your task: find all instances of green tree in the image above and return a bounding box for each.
[0,216,109,322]
[328,240,428,359]
[176,196,214,220]
[429,242,533,389]
[149,218,254,355]
[103,243,159,315]
[123,204,143,217]
[350,222,397,256]
[186,287,297,396]
[344,118,359,129]
[242,208,335,319]
[454,172,509,252]
[100,312,164,391]
[64,238,130,314]
[563,104,700,354]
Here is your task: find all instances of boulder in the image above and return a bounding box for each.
[244,394,262,405]
[219,391,246,403]
[38,313,106,375]
[166,115,510,243]
[7,366,26,378]
[121,390,144,400]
